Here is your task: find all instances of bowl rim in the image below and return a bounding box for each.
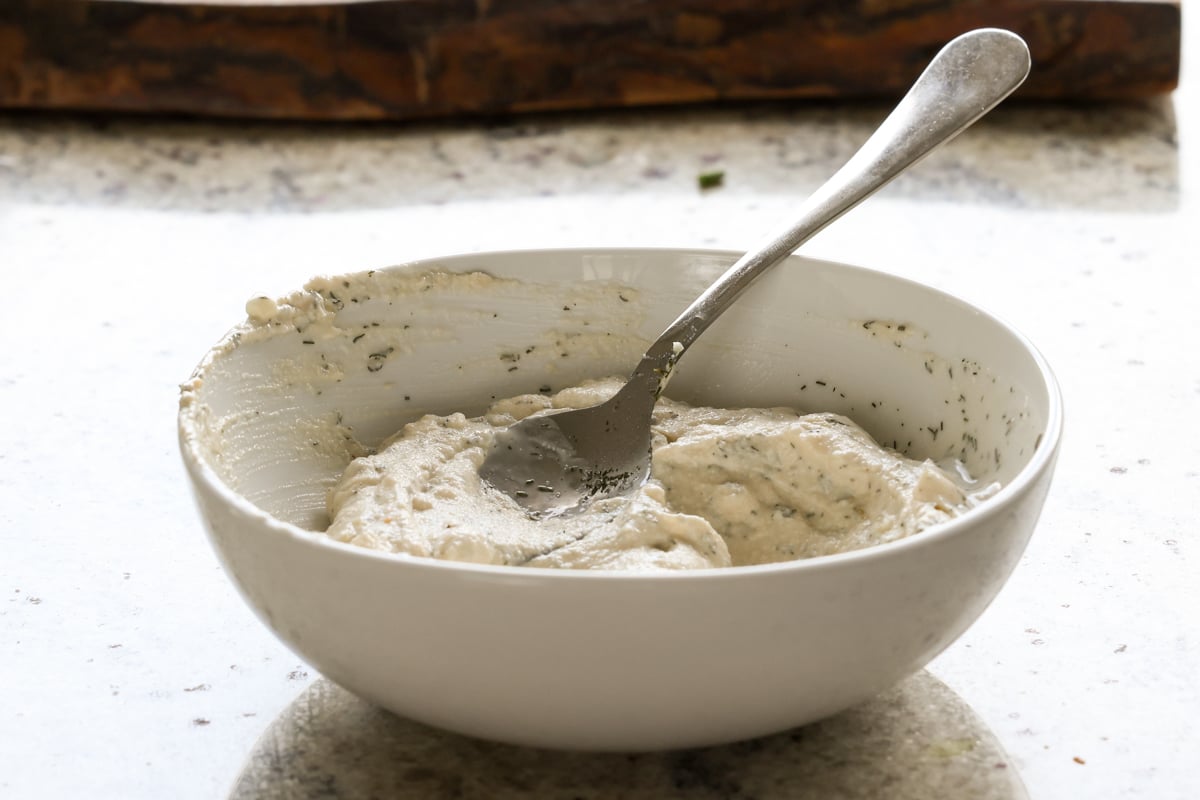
[178,246,1064,582]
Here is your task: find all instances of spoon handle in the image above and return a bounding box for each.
[636,28,1031,378]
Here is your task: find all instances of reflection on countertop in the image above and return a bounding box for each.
[231,671,1025,800]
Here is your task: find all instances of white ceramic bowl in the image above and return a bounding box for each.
[179,248,1061,751]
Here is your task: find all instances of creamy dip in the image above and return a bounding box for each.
[326,379,993,570]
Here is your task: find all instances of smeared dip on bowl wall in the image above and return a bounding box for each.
[185,261,1027,559]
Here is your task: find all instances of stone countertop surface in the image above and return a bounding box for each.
[2,18,1197,800]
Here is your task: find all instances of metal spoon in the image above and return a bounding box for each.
[480,28,1031,517]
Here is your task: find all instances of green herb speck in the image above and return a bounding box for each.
[698,170,725,190]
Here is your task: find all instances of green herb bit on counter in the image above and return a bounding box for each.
[698,170,725,190]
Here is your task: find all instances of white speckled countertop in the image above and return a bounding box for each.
[2,16,1197,800]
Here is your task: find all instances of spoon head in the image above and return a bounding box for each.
[479,400,652,517]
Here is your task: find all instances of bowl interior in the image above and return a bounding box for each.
[183,249,1052,534]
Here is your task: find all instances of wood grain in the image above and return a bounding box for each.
[0,0,1181,120]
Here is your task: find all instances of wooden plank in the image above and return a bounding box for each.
[0,0,1181,120]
